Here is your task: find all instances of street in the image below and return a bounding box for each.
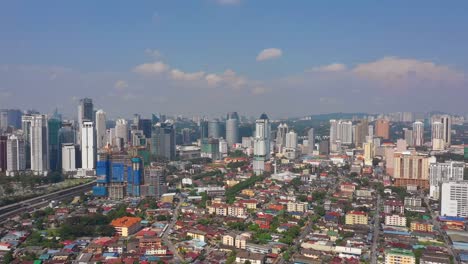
[370,194,381,264]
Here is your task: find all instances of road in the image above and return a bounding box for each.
[370,194,381,264]
[0,181,95,223]
[161,195,184,263]
[422,195,459,264]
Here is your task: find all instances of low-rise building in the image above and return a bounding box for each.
[385,248,415,264]
[111,217,141,237]
[410,221,434,233]
[345,211,368,225]
[385,214,407,227]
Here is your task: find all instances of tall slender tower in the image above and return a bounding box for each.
[81,121,95,170]
[225,112,239,148]
[307,128,315,154]
[412,121,424,147]
[440,115,451,147]
[30,114,49,175]
[95,109,107,149]
[329,120,338,152]
[115,119,128,145]
[77,98,93,145]
[253,113,271,175]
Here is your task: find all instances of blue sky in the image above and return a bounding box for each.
[0,0,467,118]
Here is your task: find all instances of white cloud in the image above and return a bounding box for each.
[352,56,464,83]
[114,80,128,90]
[144,49,162,58]
[251,86,270,95]
[133,61,170,75]
[308,63,347,73]
[205,73,223,86]
[215,0,241,5]
[170,69,205,81]
[256,48,283,61]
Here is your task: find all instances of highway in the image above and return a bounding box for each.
[0,181,95,223]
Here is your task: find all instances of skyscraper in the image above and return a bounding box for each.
[441,181,468,217]
[115,119,128,145]
[285,130,298,149]
[6,134,25,175]
[307,128,314,154]
[431,121,444,150]
[393,152,430,189]
[440,115,452,147]
[226,112,239,148]
[208,119,221,139]
[337,120,353,145]
[403,128,413,147]
[30,114,49,175]
[181,128,191,145]
[77,98,93,145]
[62,143,78,172]
[48,118,61,171]
[412,121,424,147]
[81,121,95,170]
[151,121,176,161]
[96,109,107,149]
[276,123,288,151]
[253,113,271,175]
[329,120,338,152]
[375,119,390,140]
[199,120,209,140]
[353,119,369,147]
[429,161,465,199]
[0,110,8,132]
[0,136,7,172]
[21,115,33,169]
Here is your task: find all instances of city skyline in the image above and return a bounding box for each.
[0,1,467,117]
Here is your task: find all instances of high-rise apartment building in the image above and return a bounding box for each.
[338,120,353,145]
[62,143,78,172]
[364,142,374,166]
[21,115,33,169]
[403,128,413,147]
[412,121,424,147]
[95,109,107,149]
[307,128,314,154]
[393,152,430,189]
[429,161,465,199]
[441,181,468,217]
[431,121,444,150]
[6,134,26,175]
[0,136,7,172]
[226,112,239,148]
[253,113,271,175]
[81,121,95,170]
[329,120,338,152]
[440,115,452,147]
[375,119,390,140]
[30,114,49,175]
[353,119,369,147]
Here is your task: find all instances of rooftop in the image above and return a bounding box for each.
[111,217,142,228]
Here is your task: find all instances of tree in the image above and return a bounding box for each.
[244,261,251,264]
[2,251,13,264]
